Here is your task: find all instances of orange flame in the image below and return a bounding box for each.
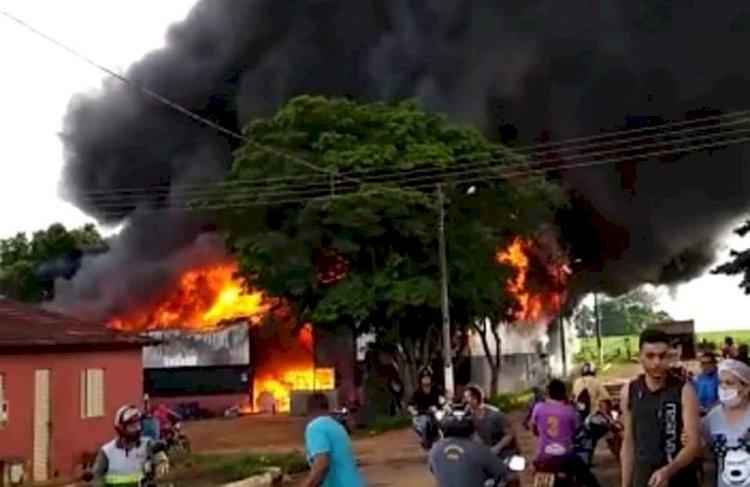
[496,237,567,323]
[109,262,335,413]
[253,367,335,413]
[109,262,267,331]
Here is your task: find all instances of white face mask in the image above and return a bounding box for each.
[719,386,743,407]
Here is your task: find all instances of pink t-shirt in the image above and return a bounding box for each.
[531,401,579,459]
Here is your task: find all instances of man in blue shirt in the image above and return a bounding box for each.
[302,392,366,487]
[693,351,719,414]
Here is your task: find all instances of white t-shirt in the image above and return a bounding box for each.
[701,406,750,487]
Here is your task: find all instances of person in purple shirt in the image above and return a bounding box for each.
[531,379,600,487]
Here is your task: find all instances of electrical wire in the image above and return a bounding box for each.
[74,109,750,201]
[74,132,750,218]
[2,7,747,201]
[77,121,750,207]
[0,8,357,182]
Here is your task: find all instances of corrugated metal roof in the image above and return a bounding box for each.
[0,299,149,348]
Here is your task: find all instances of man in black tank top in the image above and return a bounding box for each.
[620,329,701,487]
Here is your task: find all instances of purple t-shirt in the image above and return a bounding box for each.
[531,401,579,459]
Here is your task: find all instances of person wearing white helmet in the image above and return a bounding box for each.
[91,405,169,486]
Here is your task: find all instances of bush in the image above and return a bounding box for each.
[488,390,533,411]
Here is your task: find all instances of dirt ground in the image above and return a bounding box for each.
[183,363,696,486]
[185,410,620,486]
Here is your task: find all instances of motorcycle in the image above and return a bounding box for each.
[412,405,444,450]
[532,459,584,487]
[163,422,191,455]
[488,454,526,487]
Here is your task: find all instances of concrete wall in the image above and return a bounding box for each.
[0,347,143,481]
[468,319,578,393]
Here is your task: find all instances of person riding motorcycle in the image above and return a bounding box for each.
[463,384,519,461]
[571,363,611,464]
[407,367,445,450]
[429,408,511,487]
[91,405,169,487]
[531,379,600,487]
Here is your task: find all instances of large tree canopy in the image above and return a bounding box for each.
[203,96,563,356]
[573,288,672,337]
[0,223,103,302]
[713,219,750,293]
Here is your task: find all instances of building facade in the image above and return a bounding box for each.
[0,299,147,483]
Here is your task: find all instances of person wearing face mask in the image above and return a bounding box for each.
[700,359,750,487]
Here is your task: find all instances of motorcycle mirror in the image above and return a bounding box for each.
[508,455,526,472]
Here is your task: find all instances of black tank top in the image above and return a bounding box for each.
[628,375,699,487]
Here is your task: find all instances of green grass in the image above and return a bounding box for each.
[576,330,750,364]
[167,451,308,484]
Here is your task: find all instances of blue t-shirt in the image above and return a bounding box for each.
[304,416,365,487]
[693,371,719,409]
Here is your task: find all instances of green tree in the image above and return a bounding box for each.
[597,289,672,336]
[0,223,103,302]
[201,96,563,395]
[712,219,750,293]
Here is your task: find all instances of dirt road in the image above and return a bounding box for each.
[186,410,621,486]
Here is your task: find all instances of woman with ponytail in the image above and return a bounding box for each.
[700,359,750,487]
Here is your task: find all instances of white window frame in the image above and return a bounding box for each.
[80,368,105,419]
[0,372,6,426]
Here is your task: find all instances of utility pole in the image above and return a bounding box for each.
[558,267,567,376]
[436,184,454,399]
[594,292,603,367]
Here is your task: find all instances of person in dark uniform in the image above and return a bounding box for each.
[620,328,701,487]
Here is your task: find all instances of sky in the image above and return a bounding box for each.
[0,0,748,334]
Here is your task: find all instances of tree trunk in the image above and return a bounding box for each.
[473,320,503,397]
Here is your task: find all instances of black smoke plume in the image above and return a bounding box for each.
[56,0,750,319]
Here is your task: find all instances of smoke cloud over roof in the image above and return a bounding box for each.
[56,0,750,318]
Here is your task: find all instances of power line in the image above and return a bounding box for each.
[76,119,750,208]
[3,7,746,202]
[0,8,355,183]
[76,132,750,218]
[72,108,749,201]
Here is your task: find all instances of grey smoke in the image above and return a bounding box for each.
[56,0,750,317]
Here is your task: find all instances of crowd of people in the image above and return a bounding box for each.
[88,331,750,486]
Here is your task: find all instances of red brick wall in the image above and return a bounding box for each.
[0,348,143,481]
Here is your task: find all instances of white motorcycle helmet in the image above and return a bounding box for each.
[114,405,142,441]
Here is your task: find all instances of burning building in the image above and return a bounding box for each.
[105,259,338,414]
[43,0,750,401]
